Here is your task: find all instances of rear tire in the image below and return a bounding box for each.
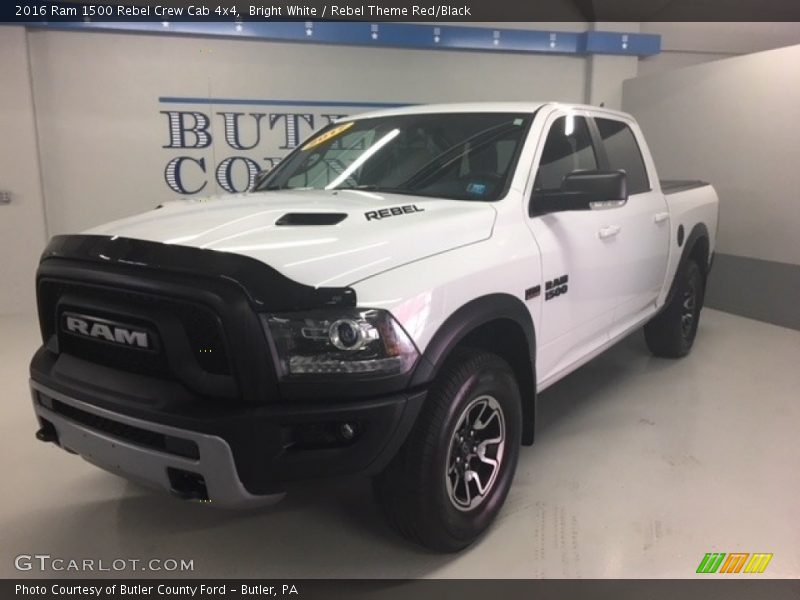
[645,258,705,358]
[374,348,522,552]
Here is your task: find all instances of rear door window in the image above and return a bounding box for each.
[595,118,650,194]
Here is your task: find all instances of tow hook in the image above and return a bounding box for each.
[35,420,59,444]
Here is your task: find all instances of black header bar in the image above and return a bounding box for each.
[3,0,800,22]
[5,579,800,600]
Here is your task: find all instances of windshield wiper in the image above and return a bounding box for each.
[256,184,284,191]
[335,184,413,194]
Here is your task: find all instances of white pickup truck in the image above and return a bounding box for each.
[29,102,718,552]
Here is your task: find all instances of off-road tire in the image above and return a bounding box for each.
[644,258,705,358]
[374,348,522,552]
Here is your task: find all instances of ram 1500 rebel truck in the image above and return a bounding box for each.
[29,103,718,551]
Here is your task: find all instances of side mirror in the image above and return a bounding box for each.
[530,170,628,216]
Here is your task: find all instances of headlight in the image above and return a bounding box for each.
[263,309,419,380]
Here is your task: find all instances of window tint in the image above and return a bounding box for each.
[595,118,649,194]
[534,116,597,190]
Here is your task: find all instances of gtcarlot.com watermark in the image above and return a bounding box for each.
[14,553,194,573]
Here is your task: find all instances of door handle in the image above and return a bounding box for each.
[654,212,670,224]
[598,225,621,239]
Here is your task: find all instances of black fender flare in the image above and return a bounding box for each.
[663,222,710,309]
[410,293,537,444]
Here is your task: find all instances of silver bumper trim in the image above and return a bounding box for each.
[30,380,285,509]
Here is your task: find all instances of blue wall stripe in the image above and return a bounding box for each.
[158,97,411,108]
[584,31,662,56]
[26,21,661,57]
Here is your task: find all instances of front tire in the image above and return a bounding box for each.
[374,348,522,552]
[645,258,705,358]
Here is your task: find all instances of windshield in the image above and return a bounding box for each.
[254,112,533,201]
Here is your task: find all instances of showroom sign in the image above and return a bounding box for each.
[159,97,403,196]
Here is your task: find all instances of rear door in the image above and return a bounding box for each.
[591,116,670,337]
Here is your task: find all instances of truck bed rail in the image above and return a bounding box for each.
[660,180,710,195]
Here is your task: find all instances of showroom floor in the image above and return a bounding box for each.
[1,309,798,579]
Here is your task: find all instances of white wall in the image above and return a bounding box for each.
[623,43,800,265]
[27,28,592,237]
[0,27,48,315]
[638,22,800,77]
[586,22,639,109]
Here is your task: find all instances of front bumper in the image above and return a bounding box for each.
[31,381,284,508]
[30,377,425,508]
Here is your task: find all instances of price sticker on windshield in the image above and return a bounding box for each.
[302,122,355,151]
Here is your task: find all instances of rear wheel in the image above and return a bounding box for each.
[645,258,705,358]
[374,348,522,552]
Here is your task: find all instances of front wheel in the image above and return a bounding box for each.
[645,258,705,358]
[374,348,522,552]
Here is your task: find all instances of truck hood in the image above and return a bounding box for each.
[85,190,497,287]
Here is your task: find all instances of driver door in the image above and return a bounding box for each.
[526,111,623,387]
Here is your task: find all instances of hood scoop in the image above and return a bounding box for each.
[275,212,347,226]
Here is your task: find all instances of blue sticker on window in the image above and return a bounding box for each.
[466,182,487,195]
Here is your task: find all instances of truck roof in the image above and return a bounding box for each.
[346,101,634,121]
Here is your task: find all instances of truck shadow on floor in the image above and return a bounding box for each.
[534,330,659,432]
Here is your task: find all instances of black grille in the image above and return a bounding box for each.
[39,279,232,378]
[35,236,294,406]
[48,396,200,459]
[60,319,170,377]
[179,303,231,375]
